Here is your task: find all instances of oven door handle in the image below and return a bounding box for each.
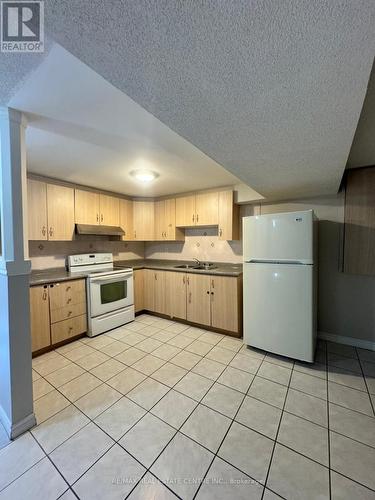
[90,272,133,284]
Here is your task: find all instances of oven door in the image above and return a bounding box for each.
[89,271,134,318]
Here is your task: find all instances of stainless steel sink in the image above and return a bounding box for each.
[194,264,218,270]
[173,264,198,269]
[173,263,218,270]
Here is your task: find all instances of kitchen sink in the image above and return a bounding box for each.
[174,264,198,269]
[173,264,218,270]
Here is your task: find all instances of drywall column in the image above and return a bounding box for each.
[0,107,35,438]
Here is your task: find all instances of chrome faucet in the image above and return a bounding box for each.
[193,258,201,266]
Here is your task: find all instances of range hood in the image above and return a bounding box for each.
[75,224,125,236]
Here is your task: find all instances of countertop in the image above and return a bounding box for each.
[30,259,243,286]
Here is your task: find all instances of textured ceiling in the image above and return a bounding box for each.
[39,0,375,199]
[347,59,375,169]
[9,45,245,197]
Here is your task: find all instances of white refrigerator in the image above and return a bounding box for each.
[243,210,317,363]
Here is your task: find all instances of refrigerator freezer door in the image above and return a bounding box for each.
[243,262,315,362]
[243,210,314,264]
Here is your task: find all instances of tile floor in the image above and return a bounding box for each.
[1,315,375,499]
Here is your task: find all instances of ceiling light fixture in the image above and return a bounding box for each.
[130,170,158,183]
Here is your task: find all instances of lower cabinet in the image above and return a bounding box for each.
[186,274,211,326]
[133,269,144,312]
[30,279,87,354]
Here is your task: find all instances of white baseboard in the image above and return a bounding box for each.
[0,406,36,440]
[318,331,375,352]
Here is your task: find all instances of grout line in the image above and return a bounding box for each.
[356,347,375,418]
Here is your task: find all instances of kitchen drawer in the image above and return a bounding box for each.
[50,302,86,324]
[49,279,86,310]
[51,314,87,344]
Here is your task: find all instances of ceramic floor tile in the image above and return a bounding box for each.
[229,353,262,374]
[123,322,148,333]
[127,378,170,410]
[206,346,236,365]
[202,383,243,418]
[167,335,194,349]
[73,444,145,500]
[32,404,89,454]
[151,432,213,500]
[186,340,213,356]
[217,366,254,393]
[152,344,182,361]
[34,390,70,424]
[293,361,327,380]
[174,372,214,401]
[94,396,145,440]
[182,327,206,340]
[328,365,367,392]
[132,354,166,375]
[330,432,375,491]
[362,361,375,378]
[33,355,72,376]
[198,332,223,345]
[329,402,375,447]
[284,388,328,427]
[59,372,102,402]
[136,314,159,325]
[357,348,375,364]
[75,351,110,371]
[181,404,231,452]
[153,330,178,343]
[248,376,287,409]
[217,336,243,352]
[106,367,146,395]
[75,384,122,419]
[366,376,375,395]
[218,422,273,484]
[138,325,164,337]
[45,363,85,388]
[117,331,146,346]
[264,352,295,369]
[0,432,45,491]
[327,341,358,359]
[62,344,96,362]
[151,362,187,387]
[240,344,266,360]
[192,358,226,381]
[50,423,113,485]
[328,381,373,416]
[136,337,163,353]
[267,444,329,500]
[55,340,84,354]
[32,369,41,382]
[277,412,329,466]
[165,323,190,334]
[170,350,201,370]
[196,457,263,500]
[328,353,362,374]
[263,488,283,499]
[290,371,327,400]
[236,396,282,439]
[0,457,68,500]
[99,340,129,357]
[105,327,129,341]
[330,470,375,500]
[127,472,178,500]
[120,413,176,467]
[151,390,197,428]
[90,359,126,382]
[33,378,54,400]
[114,347,146,366]
[257,362,291,386]
[85,335,115,350]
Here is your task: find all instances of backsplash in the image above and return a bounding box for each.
[29,239,145,270]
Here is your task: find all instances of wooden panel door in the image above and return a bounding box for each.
[120,199,134,240]
[165,198,184,240]
[154,270,166,314]
[133,201,155,240]
[99,194,119,226]
[195,192,219,226]
[218,190,239,240]
[30,285,51,352]
[186,273,211,326]
[134,269,144,312]
[210,276,239,333]
[51,314,87,344]
[143,269,155,311]
[75,189,100,225]
[167,271,187,319]
[46,184,75,240]
[344,167,375,275]
[49,279,86,310]
[176,195,195,227]
[154,200,166,240]
[27,179,47,240]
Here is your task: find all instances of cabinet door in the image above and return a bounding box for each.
[99,194,119,226]
[75,189,100,225]
[49,279,86,310]
[186,274,211,326]
[133,201,155,240]
[30,285,50,352]
[176,195,195,227]
[120,199,134,240]
[167,272,187,319]
[154,270,166,314]
[210,276,239,333]
[47,184,75,240]
[218,190,239,240]
[27,179,48,240]
[51,314,87,344]
[195,192,219,226]
[154,200,166,240]
[134,269,144,312]
[143,269,155,311]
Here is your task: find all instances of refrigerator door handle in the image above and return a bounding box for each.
[245,259,312,265]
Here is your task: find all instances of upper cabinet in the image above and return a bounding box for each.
[28,179,74,241]
[176,192,218,227]
[75,189,100,225]
[119,199,134,240]
[133,200,155,240]
[218,190,240,241]
[155,198,184,241]
[176,195,196,226]
[99,194,119,226]
[344,167,375,276]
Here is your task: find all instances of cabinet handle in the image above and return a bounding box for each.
[96,214,99,223]
[219,228,222,237]
[183,275,186,284]
[134,230,137,238]
[49,227,53,237]
[155,273,157,280]
[123,230,126,236]
[67,310,72,316]
[196,214,199,223]
[42,291,47,300]
[67,298,72,304]
[192,214,195,223]
[68,326,73,332]
[100,214,103,222]
[211,279,214,289]
[41,226,46,236]
[187,276,190,285]
[189,292,192,303]
[66,286,71,291]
